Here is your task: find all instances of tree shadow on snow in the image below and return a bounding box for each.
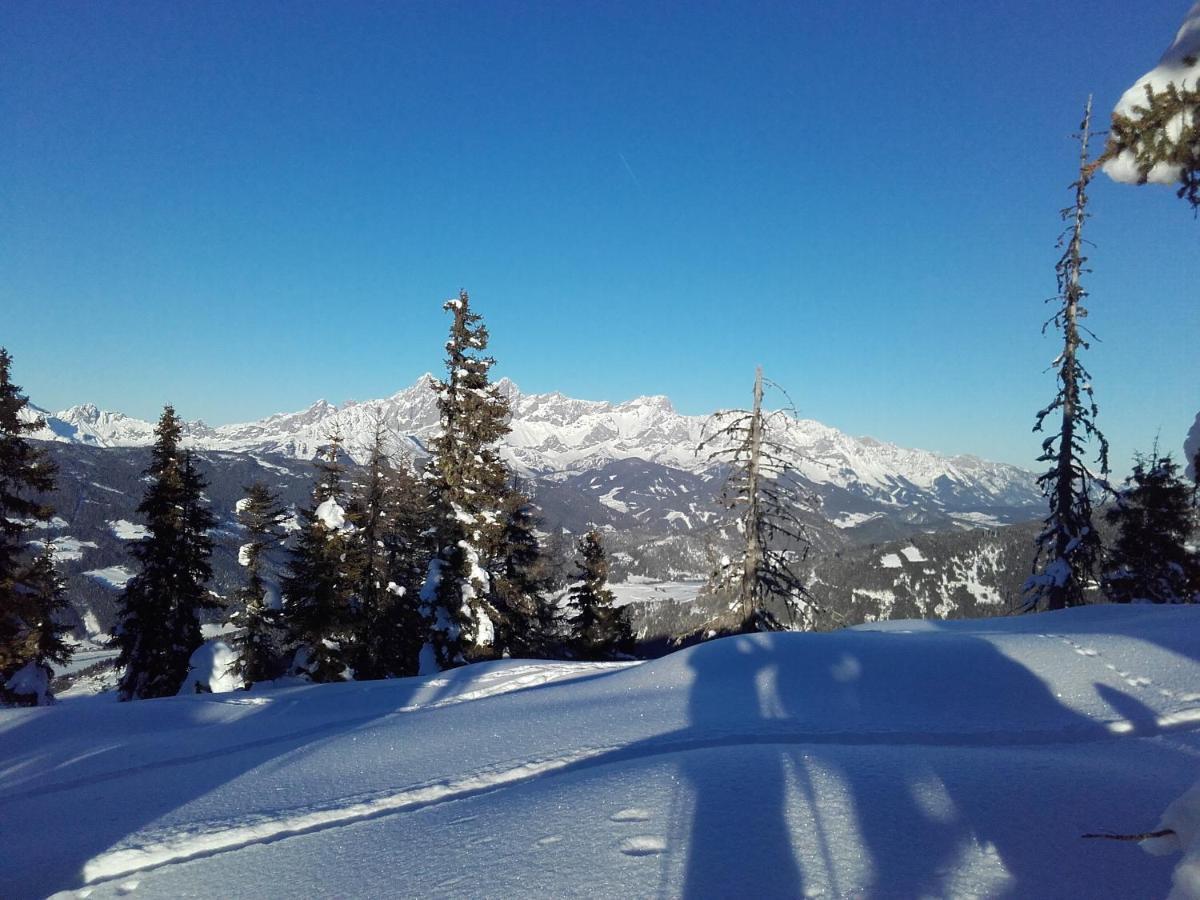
[669,629,1191,899]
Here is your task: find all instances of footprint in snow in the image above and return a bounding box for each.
[1073,647,1098,657]
[619,836,666,856]
[610,807,651,822]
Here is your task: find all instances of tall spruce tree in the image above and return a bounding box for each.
[0,348,69,706]
[1103,450,1199,604]
[1024,100,1110,613]
[566,530,634,661]
[115,408,218,700]
[283,434,357,682]
[230,481,287,688]
[348,419,428,679]
[420,290,512,669]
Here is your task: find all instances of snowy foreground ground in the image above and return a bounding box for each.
[2,607,1199,899]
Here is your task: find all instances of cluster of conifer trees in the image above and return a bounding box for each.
[0,293,635,704]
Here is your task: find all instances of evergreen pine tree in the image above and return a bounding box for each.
[1,551,72,706]
[348,420,428,679]
[566,530,634,661]
[1103,450,1199,604]
[491,488,557,657]
[230,481,287,688]
[0,348,68,706]
[115,408,218,700]
[282,434,357,682]
[1024,100,1110,613]
[369,461,432,678]
[420,290,512,669]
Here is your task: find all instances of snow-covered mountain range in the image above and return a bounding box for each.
[25,379,1048,642]
[30,375,1038,511]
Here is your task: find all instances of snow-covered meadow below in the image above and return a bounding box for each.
[2,605,1199,899]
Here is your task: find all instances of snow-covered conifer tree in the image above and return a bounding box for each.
[1024,102,1110,613]
[283,433,357,682]
[566,530,633,660]
[0,348,70,706]
[348,419,428,679]
[2,551,71,706]
[491,489,558,657]
[1103,450,1199,604]
[420,291,512,669]
[230,481,287,688]
[1099,2,1200,209]
[115,408,218,700]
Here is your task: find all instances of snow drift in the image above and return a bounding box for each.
[1,606,1198,898]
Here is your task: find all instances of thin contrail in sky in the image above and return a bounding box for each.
[618,151,641,187]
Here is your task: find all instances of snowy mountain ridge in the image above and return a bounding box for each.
[28,375,1037,504]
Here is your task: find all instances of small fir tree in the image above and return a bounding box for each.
[1024,100,1110,613]
[420,291,513,668]
[0,347,68,706]
[367,460,432,678]
[348,420,428,679]
[491,489,557,658]
[566,530,634,661]
[230,482,288,688]
[115,408,218,700]
[1,551,72,706]
[283,434,357,682]
[1103,451,1199,604]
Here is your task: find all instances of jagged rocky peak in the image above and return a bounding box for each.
[60,402,102,422]
[28,376,1039,509]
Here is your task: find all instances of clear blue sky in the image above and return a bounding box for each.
[2,1,1195,473]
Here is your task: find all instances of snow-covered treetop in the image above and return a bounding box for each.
[1103,2,1200,189]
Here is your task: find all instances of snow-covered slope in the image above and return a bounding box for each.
[29,376,1038,508]
[2,606,1197,898]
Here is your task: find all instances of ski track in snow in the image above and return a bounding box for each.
[69,708,1200,888]
[0,663,631,805]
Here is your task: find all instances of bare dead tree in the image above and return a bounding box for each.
[695,367,822,633]
[1024,98,1110,613]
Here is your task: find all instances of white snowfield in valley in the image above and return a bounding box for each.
[2,607,1199,899]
